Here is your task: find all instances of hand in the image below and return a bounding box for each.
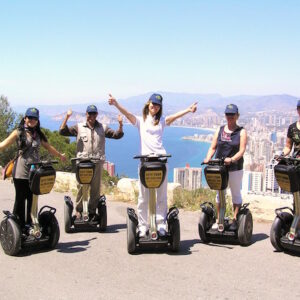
[66,109,72,118]
[189,102,198,113]
[60,153,67,162]
[108,94,118,106]
[203,158,209,164]
[118,114,123,125]
[224,157,232,165]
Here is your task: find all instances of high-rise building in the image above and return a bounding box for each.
[265,159,279,192]
[173,163,202,190]
[103,161,115,177]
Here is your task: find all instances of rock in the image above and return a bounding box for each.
[116,178,139,201]
[53,171,77,193]
[167,183,182,206]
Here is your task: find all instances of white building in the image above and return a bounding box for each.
[242,171,263,193]
[265,159,279,193]
[173,164,202,190]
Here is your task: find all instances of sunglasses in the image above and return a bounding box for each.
[27,116,38,121]
[225,113,236,117]
[88,112,97,116]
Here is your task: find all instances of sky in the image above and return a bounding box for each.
[0,0,300,105]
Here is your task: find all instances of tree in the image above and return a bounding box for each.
[0,95,21,166]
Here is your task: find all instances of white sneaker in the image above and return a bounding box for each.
[211,222,218,230]
[138,226,147,238]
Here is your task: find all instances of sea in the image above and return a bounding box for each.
[39,115,212,184]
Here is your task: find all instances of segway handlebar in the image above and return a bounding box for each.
[201,158,225,166]
[71,156,102,162]
[133,153,172,159]
[27,160,58,167]
[274,155,300,164]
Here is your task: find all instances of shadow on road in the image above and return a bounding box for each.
[56,237,97,254]
[168,239,200,256]
[103,223,127,234]
[251,233,269,244]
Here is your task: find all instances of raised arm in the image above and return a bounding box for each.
[108,94,136,125]
[203,128,219,163]
[60,109,72,130]
[0,130,18,151]
[165,102,197,126]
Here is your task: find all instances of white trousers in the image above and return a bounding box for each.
[137,164,168,232]
[216,169,243,205]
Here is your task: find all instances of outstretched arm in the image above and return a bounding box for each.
[165,102,197,126]
[108,94,136,125]
[0,130,18,151]
[41,140,66,161]
[282,137,293,156]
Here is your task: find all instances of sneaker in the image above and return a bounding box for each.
[138,226,147,238]
[158,227,166,236]
[211,221,218,230]
[229,219,238,231]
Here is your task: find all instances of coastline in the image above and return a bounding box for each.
[170,125,216,132]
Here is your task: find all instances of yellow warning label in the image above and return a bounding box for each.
[275,172,291,192]
[79,168,94,184]
[206,173,222,190]
[145,170,163,188]
[39,175,55,194]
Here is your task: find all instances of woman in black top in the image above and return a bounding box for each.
[204,104,247,230]
[282,100,300,157]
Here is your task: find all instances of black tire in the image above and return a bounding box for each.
[198,212,210,243]
[0,218,21,256]
[170,219,180,252]
[238,210,253,246]
[126,214,136,254]
[270,217,286,252]
[99,204,107,232]
[39,212,60,249]
[64,201,72,233]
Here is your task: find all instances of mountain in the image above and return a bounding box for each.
[13,92,299,117]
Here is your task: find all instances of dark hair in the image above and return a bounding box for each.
[18,118,48,148]
[142,101,162,126]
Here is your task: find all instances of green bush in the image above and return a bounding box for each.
[173,187,233,216]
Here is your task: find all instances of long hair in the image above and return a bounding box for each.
[142,101,162,126]
[18,118,48,146]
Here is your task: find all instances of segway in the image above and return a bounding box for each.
[126,153,180,254]
[0,160,60,256]
[198,159,253,246]
[270,155,300,252]
[64,157,107,233]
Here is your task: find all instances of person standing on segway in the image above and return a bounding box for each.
[0,107,66,229]
[203,104,247,231]
[59,105,124,221]
[281,100,300,158]
[108,93,197,237]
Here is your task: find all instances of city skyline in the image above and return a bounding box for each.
[1,1,300,105]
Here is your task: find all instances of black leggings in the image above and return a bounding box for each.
[13,178,33,227]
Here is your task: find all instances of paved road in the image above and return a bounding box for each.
[0,180,299,300]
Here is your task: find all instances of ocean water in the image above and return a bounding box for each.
[40,115,212,183]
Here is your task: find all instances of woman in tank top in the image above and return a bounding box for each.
[204,104,247,231]
[0,107,66,228]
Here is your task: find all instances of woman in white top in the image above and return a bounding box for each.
[109,93,197,237]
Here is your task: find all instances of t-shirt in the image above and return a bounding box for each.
[287,122,300,156]
[134,115,168,155]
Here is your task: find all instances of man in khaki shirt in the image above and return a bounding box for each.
[59,105,124,219]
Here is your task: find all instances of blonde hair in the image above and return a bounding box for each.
[142,101,162,126]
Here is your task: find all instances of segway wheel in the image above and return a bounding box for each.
[237,210,253,246]
[39,212,60,249]
[198,212,210,243]
[0,218,21,256]
[64,201,72,233]
[99,204,107,232]
[170,219,180,252]
[270,216,286,252]
[126,214,136,254]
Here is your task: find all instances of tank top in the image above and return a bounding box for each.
[215,125,244,171]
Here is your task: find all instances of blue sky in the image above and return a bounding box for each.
[1,0,300,105]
